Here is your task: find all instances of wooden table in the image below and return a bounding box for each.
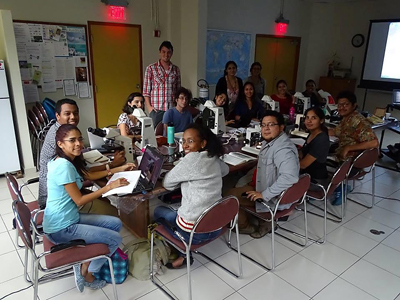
[97,139,257,237]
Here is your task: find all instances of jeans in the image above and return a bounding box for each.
[46,213,122,273]
[154,206,221,245]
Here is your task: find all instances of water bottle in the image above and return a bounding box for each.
[167,122,175,145]
[289,107,296,123]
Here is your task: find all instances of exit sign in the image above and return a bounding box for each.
[108,6,126,20]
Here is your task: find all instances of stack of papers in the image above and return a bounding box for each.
[83,150,109,167]
[102,171,141,197]
[221,152,257,166]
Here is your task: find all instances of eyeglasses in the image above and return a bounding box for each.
[180,138,198,145]
[178,96,189,101]
[260,123,279,128]
[63,137,84,143]
[337,102,351,108]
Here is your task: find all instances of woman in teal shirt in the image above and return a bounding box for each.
[43,124,132,292]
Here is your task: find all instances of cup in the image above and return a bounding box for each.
[385,112,391,120]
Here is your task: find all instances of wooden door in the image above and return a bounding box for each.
[89,22,142,127]
[255,35,301,95]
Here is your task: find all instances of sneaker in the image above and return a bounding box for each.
[84,279,107,290]
[73,264,85,293]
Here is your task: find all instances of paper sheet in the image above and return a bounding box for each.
[103,171,142,197]
[78,82,90,98]
[22,84,40,103]
[63,79,76,96]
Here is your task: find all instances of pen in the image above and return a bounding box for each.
[94,156,104,162]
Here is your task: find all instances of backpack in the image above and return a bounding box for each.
[122,237,170,281]
[93,248,129,284]
[42,98,56,120]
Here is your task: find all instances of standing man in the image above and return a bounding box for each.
[143,41,181,127]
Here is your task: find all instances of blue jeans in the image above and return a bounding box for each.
[46,214,122,273]
[154,206,221,245]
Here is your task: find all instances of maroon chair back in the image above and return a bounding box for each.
[5,172,22,202]
[351,148,379,171]
[32,106,45,126]
[327,159,352,196]
[279,174,311,206]
[28,110,41,128]
[36,102,49,123]
[12,200,34,249]
[195,196,239,233]
[155,122,164,136]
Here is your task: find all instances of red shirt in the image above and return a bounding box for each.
[270,94,293,115]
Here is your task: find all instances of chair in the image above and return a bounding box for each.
[346,148,379,208]
[36,101,52,125]
[230,174,310,271]
[154,121,164,136]
[150,196,242,300]
[12,200,119,300]
[305,159,352,242]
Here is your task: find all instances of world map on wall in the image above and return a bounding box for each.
[206,30,252,85]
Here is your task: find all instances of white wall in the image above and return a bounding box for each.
[304,0,400,114]
[207,0,313,97]
[0,10,35,172]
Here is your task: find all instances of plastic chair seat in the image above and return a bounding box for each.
[43,237,109,269]
[154,225,227,251]
[306,189,325,199]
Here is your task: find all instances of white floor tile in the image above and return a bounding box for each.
[224,292,247,300]
[341,259,400,300]
[351,180,400,199]
[363,244,400,277]
[38,276,76,299]
[0,216,7,233]
[49,286,109,300]
[155,258,203,285]
[360,205,400,229]
[137,288,172,300]
[0,199,12,215]
[238,272,309,300]
[102,275,157,300]
[240,235,297,268]
[0,251,24,283]
[376,196,400,215]
[273,254,336,297]
[374,170,400,186]
[0,232,15,255]
[1,213,15,231]
[382,230,400,252]
[274,221,313,252]
[220,230,254,249]
[327,227,378,257]
[343,215,394,242]
[313,277,378,300]
[299,241,359,275]
[0,188,13,201]
[204,250,266,290]
[165,266,235,300]
[194,237,232,260]
[0,275,35,300]
[344,200,368,215]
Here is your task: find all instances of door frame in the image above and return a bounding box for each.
[255,34,301,90]
[88,21,143,127]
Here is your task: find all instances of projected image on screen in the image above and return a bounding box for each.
[381,22,400,80]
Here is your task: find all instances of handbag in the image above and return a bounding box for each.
[93,247,129,284]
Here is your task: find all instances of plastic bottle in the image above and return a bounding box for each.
[167,122,175,145]
[289,106,296,123]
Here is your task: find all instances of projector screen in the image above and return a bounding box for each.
[360,19,400,91]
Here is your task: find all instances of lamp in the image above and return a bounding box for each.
[275,0,289,34]
[101,0,129,6]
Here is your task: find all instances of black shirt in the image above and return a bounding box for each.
[301,132,330,180]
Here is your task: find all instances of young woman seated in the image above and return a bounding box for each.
[213,91,235,126]
[162,87,193,135]
[299,107,330,188]
[232,82,264,126]
[154,123,229,269]
[270,79,295,115]
[117,92,144,139]
[43,124,134,292]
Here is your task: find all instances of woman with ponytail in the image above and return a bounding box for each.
[154,123,229,269]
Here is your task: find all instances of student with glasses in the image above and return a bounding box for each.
[162,87,194,135]
[43,124,134,292]
[329,91,378,161]
[226,110,299,238]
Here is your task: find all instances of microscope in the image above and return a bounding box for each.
[87,127,135,163]
[241,125,262,155]
[201,100,226,135]
[261,95,280,112]
[293,92,311,114]
[131,107,157,149]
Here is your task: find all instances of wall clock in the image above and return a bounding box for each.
[352,34,365,48]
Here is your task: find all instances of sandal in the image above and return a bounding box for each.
[166,256,194,269]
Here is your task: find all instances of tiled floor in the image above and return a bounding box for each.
[1,166,400,300]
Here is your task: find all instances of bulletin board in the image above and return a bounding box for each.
[13,20,91,103]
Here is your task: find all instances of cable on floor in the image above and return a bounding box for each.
[0,284,33,299]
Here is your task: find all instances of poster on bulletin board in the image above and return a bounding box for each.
[206,29,252,85]
[13,21,91,102]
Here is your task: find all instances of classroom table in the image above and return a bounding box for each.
[96,139,258,237]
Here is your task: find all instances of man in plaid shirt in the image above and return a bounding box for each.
[143,41,181,127]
